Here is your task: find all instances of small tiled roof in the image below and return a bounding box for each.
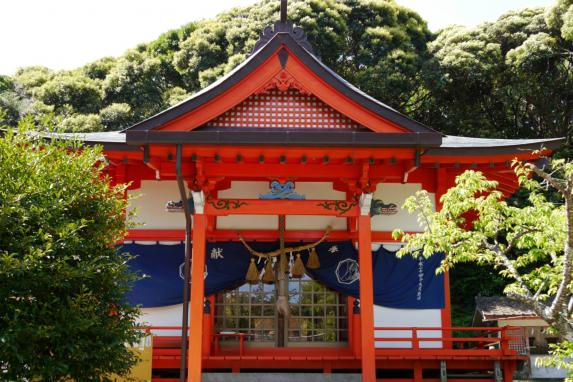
[475,296,538,321]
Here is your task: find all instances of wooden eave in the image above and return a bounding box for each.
[125,130,442,147]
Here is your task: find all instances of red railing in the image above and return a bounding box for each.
[144,325,529,357]
[373,326,528,356]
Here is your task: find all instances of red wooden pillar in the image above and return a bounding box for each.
[202,295,215,357]
[503,361,515,382]
[436,168,452,348]
[188,213,207,382]
[358,194,376,382]
[414,360,423,382]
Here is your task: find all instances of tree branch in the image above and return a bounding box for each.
[483,238,534,299]
[505,227,541,254]
[526,162,568,194]
[548,197,573,320]
[533,277,548,300]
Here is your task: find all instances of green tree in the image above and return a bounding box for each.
[9,0,573,146]
[103,50,170,122]
[0,74,45,127]
[4,0,435,131]
[0,120,142,381]
[99,102,132,131]
[424,6,573,153]
[12,66,54,96]
[82,57,118,80]
[162,86,189,107]
[37,71,103,114]
[173,0,432,112]
[0,78,21,126]
[61,112,105,132]
[393,162,573,377]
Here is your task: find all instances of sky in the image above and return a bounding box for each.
[0,0,556,76]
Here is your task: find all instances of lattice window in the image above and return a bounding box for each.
[507,327,529,356]
[205,88,361,130]
[215,283,276,343]
[214,275,348,344]
[287,275,348,343]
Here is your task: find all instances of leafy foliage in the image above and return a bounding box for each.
[2,0,571,151]
[1,0,434,132]
[0,0,571,375]
[449,263,507,327]
[60,112,105,133]
[99,102,132,131]
[0,120,142,380]
[393,164,573,377]
[423,4,573,150]
[37,71,103,114]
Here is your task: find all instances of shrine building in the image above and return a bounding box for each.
[71,3,561,382]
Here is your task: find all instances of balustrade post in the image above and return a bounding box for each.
[412,328,419,350]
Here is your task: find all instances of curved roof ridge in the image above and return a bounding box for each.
[123,23,441,135]
[250,20,315,56]
[441,135,564,148]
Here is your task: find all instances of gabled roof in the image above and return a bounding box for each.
[124,21,443,147]
[39,130,563,156]
[474,296,539,322]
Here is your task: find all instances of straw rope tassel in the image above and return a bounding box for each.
[306,247,320,269]
[262,258,275,284]
[245,258,260,284]
[291,253,305,278]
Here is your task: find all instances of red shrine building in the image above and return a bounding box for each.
[75,5,561,382]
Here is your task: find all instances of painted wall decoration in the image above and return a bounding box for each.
[370,199,398,216]
[165,198,194,213]
[165,200,183,212]
[127,180,187,229]
[259,180,305,200]
[123,241,444,310]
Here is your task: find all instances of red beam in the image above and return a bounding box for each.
[203,162,363,180]
[205,199,359,217]
[125,229,412,242]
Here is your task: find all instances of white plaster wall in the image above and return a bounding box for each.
[372,183,435,232]
[217,214,279,230]
[372,242,443,348]
[127,181,432,232]
[530,355,570,379]
[217,181,276,229]
[218,181,270,199]
[217,181,346,230]
[141,304,443,347]
[286,215,346,230]
[139,304,184,336]
[373,306,442,348]
[127,180,187,229]
[289,182,345,200]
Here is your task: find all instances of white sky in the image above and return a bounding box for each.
[0,0,555,76]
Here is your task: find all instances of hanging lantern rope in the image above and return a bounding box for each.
[238,225,332,259]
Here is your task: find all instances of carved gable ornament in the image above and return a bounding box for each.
[257,69,310,95]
